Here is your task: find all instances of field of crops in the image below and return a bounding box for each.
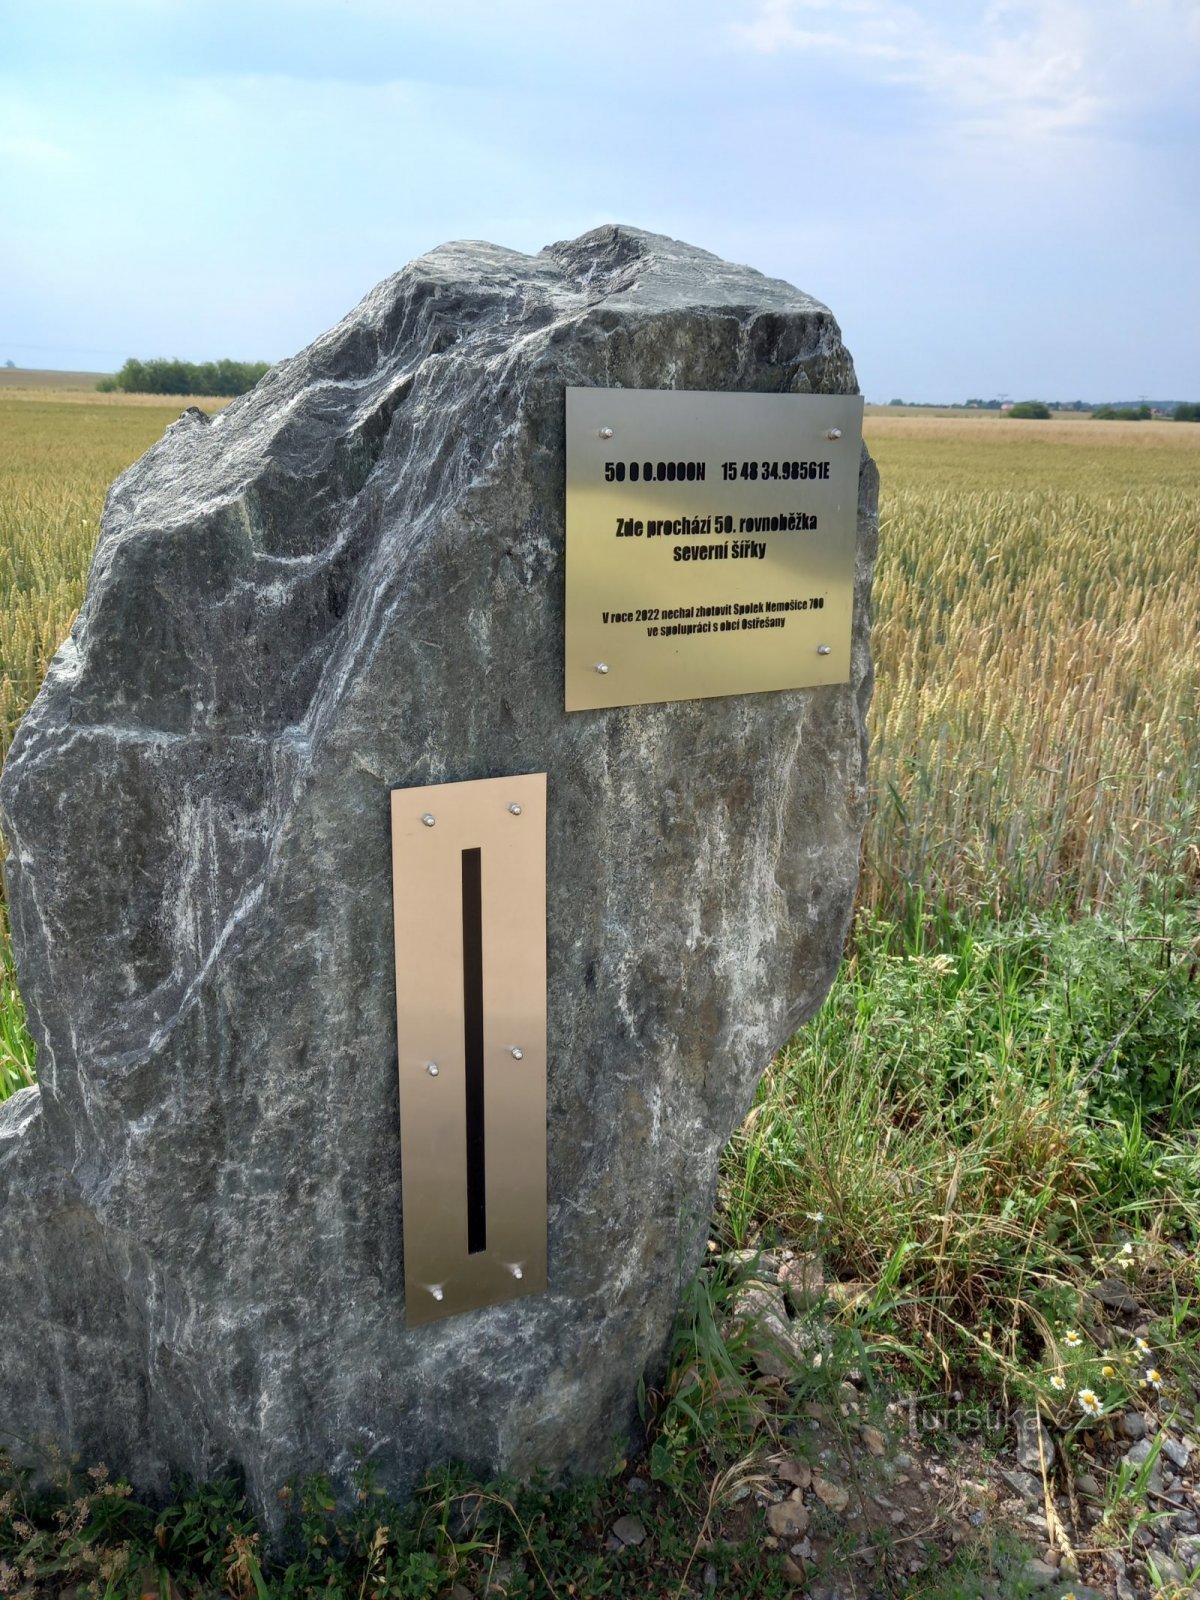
[0,394,229,766]
[866,415,1199,917]
[3,393,1197,918]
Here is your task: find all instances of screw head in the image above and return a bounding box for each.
[421,813,436,827]
[817,644,832,656]
[826,428,843,440]
[510,1265,524,1280]
[430,1286,444,1301]
[510,1046,524,1060]
[426,1062,440,1076]
[508,802,523,816]
[598,427,614,439]
[594,662,609,675]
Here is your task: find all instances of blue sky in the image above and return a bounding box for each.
[2,0,1196,400]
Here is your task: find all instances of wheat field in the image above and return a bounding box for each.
[866,416,1199,914]
[0,395,230,764]
[1,394,1197,916]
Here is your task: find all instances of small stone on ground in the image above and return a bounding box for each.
[610,1514,646,1547]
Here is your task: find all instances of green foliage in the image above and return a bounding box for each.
[0,1447,803,1598]
[1014,1314,1151,1430]
[154,1475,259,1578]
[913,1528,1049,1600]
[0,921,35,1102]
[1173,401,1200,421]
[643,1254,812,1498]
[1033,879,1200,1130]
[100,358,270,397]
[1007,400,1050,418]
[1092,404,1152,420]
[0,1456,153,1595]
[722,888,1200,1375]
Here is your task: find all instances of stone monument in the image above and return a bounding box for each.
[0,225,877,1518]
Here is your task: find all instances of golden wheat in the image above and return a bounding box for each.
[865,423,1200,912]
[0,395,229,765]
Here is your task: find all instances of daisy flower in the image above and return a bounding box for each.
[1063,1330,1082,1348]
[1077,1389,1103,1417]
[1142,1368,1162,1389]
[1049,1375,1066,1391]
[1135,1337,1151,1355]
[1121,1242,1134,1256]
[805,1211,824,1224]
[1101,1365,1117,1379]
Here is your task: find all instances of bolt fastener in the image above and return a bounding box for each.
[594,662,609,675]
[817,644,832,656]
[510,1047,524,1060]
[826,428,842,440]
[426,1062,440,1076]
[508,802,523,815]
[598,427,613,439]
[509,1265,524,1280]
[430,1286,444,1301]
[421,813,436,827]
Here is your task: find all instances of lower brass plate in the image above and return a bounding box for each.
[391,774,547,1327]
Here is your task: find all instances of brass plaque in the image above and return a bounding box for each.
[565,388,864,711]
[391,774,547,1327]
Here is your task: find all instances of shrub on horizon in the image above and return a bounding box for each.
[97,357,270,397]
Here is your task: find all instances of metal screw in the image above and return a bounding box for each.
[426,1062,440,1076]
[510,1047,524,1060]
[509,1265,524,1280]
[817,644,831,656]
[594,662,609,675]
[508,802,523,816]
[430,1286,444,1301]
[421,813,436,827]
[598,427,613,439]
[826,428,842,440]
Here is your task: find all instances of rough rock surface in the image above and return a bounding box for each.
[0,225,877,1520]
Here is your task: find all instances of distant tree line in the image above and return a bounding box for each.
[97,358,271,397]
[887,397,1200,419]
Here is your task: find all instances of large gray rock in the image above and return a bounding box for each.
[0,225,876,1519]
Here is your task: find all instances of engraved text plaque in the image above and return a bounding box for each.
[565,388,863,711]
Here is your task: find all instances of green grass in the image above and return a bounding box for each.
[721,883,1200,1406]
[0,1278,1063,1600]
[0,1444,816,1600]
[0,919,35,1102]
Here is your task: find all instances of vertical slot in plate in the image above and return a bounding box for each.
[391,773,547,1327]
[461,846,486,1256]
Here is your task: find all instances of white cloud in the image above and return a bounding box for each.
[732,0,1199,145]
[0,134,73,167]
